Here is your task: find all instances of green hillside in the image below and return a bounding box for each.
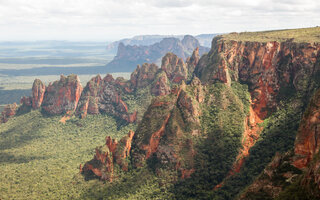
[220,26,320,43]
[0,110,135,199]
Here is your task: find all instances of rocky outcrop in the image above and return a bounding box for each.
[161,53,188,83]
[130,63,158,89]
[20,79,46,109]
[81,131,135,182]
[106,35,209,73]
[186,47,200,78]
[0,103,18,123]
[31,79,46,109]
[15,51,193,122]
[77,74,137,123]
[20,96,32,107]
[195,39,320,119]
[151,72,171,96]
[41,74,83,115]
[131,83,202,178]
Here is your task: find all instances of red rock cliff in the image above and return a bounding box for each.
[42,74,83,115]
[195,39,320,119]
[77,74,137,123]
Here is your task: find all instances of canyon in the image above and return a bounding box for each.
[1,27,320,199]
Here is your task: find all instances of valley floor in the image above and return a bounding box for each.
[0,110,135,199]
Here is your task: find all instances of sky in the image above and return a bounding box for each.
[0,0,319,41]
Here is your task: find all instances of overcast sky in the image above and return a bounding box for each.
[0,0,319,41]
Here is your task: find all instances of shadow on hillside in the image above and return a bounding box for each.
[0,122,43,151]
[169,98,305,199]
[0,152,47,164]
[79,167,159,200]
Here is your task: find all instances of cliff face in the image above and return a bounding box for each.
[41,75,83,115]
[80,35,320,192]
[195,39,320,119]
[239,89,320,200]
[192,39,320,189]
[4,28,320,199]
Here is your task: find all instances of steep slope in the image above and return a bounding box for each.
[81,50,202,182]
[81,27,320,200]
[239,88,320,200]
[2,27,320,200]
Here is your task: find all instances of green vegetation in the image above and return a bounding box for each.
[80,167,175,200]
[170,82,250,199]
[214,95,304,199]
[220,26,320,43]
[122,85,154,120]
[275,151,320,200]
[0,110,135,200]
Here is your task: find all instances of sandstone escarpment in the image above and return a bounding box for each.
[81,130,135,182]
[193,38,320,185]
[239,88,320,200]
[195,38,320,119]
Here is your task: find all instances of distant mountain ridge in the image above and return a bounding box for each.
[106,34,217,54]
[106,35,210,72]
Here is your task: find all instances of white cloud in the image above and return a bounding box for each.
[0,0,319,41]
